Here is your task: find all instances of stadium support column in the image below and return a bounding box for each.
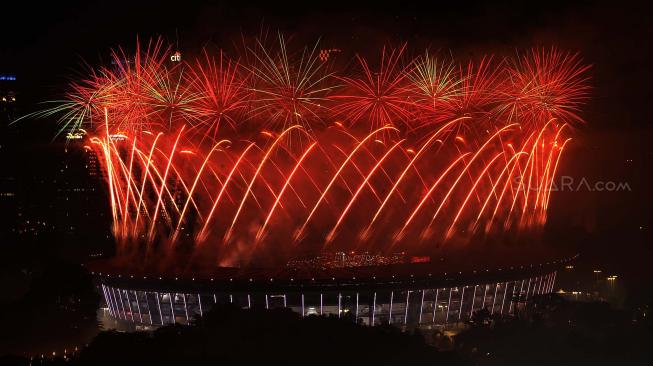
[550,271,557,293]
[109,285,120,318]
[530,277,536,296]
[482,284,488,308]
[388,291,394,324]
[418,290,425,324]
[123,290,134,321]
[182,294,189,323]
[458,286,465,321]
[168,293,176,324]
[545,273,553,293]
[516,280,525,313]
[108,287,122,320]
[470,285,477,318]
[113,288,124,320]
[116,288,127,320]
[101,285,114,318]
[432,289,440,324]
[355,293,359,320]
[538,276,545,294]
[109,287,119,318]
[371,292,377,326]
[338,293,342,318]
[133,290,143,323]
[301,294,305,317]
[404,291,411,325]
[537,275,546,295]
[198,294,203,317]
[146,292,153,325]
[508,281,519,314]
[500,282,509,315]
[491,283,499,314]
[544,274,550,293]
[445,288,453,324]
[155,292,163,325]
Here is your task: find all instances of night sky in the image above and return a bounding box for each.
[1,1,651,275]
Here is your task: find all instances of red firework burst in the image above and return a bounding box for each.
[331,44,414,133]
[498,48,591,128]
[186,50,250,143]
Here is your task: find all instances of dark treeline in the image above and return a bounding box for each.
[457,294,653,366]
[3,294,652,366]
[4,304,467,366]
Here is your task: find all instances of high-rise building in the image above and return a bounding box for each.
[0,73,17,124]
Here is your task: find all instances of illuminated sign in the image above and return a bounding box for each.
[318,48,341,62]
[109,133,128,141]
[0,75,16,81]
[410,256,431,263]
[66,129,87,140]
[66,132,84,140]
[170,51,182,62]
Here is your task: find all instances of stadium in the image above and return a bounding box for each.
[90,252,574,328]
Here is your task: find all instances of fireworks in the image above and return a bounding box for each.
[29,37,590,266]
[332,44,413,133]
[405,51,460,126]
[185,50,250,142]
[246,35,336,138]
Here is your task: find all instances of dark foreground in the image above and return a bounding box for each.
[3,292,653,366]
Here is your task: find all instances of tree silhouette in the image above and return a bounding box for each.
[74,304,469,366]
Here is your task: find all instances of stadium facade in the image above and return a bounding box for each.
[92,254,575,328]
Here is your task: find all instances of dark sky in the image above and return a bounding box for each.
[1,1,651,274]
[0,1,650,127]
